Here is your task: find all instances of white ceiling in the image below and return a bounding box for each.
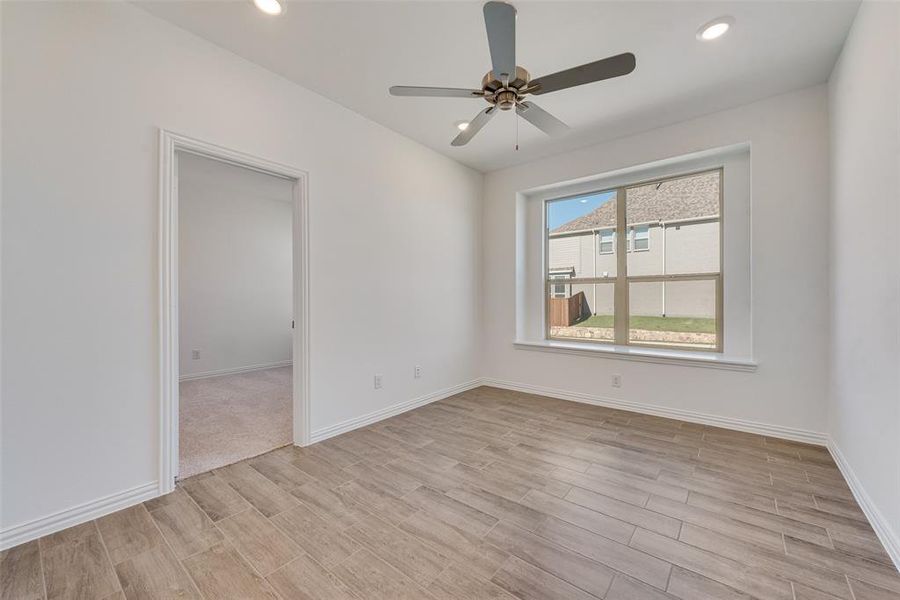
[138,1,859,172]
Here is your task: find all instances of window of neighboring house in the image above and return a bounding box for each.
[598,229,615,254]
[548,270,573,298]
[545,169,722,352]
[628,225,650,252]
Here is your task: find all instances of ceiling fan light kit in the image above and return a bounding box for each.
[389,1,637,146]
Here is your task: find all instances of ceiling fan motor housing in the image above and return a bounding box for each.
[482,66,530,110]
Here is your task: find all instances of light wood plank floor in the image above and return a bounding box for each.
[3,386,898,600]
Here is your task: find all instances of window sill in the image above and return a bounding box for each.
[513,340,757,372]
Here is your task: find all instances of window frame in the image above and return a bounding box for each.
[544,167,724,353]
[598,228,615,255]
[630,224,650,252]
[547,268,575,298]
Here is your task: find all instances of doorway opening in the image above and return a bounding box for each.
[177,152,293,477]
[159,131,309,492]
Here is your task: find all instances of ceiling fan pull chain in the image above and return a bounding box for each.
[515,111,519,151]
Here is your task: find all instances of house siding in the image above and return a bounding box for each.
[548,219,717,318]
[665,220,720,274]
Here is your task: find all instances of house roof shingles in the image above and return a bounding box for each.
[551,171,720,234]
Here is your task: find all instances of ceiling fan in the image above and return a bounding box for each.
[389,1,636,147]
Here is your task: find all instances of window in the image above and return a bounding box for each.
[631,225,650,251]
[548,268,574,298]
[550,276,568,298]
[546,169,722,352]
[598,229,615,254]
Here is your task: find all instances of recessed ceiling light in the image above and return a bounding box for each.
[456,121,470,131]
[697,16,733,41]
[253,0,283,16]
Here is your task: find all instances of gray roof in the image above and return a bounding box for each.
[552,171,720,234]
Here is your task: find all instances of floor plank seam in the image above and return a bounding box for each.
[37,535,49,600]
[92,520,123,597]
[140,501,207,600]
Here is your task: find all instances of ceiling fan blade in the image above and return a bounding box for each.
[530,52,636,95]
[451,106,497,146]
[389,86,484,98]
[483,1,516,82]
[516,101,569,136]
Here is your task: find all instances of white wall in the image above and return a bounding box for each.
[178,152,293,378]
[827,0,900,562]
[483,86,830,434]
[0,2,482,538]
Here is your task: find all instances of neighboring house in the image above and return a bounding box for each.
[549,171,720,318]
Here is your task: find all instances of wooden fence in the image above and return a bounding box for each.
[549,291,588,327]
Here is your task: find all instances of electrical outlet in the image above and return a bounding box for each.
[611,374,622,388]
[374,374,383,389]
[191,350,200,360]
[414,365,422,379]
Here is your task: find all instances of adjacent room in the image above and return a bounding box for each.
[2,1,898,599]
[177,151,295,478]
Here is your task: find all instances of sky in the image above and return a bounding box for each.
[547,190,615,230]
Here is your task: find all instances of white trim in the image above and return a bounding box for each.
[480,378,826,445]
[513,340,757,372]
[0,482,158,551]
[827,439,900,572]
[178,360,293,382]
[310,380,483,443]
[158,129,311,497]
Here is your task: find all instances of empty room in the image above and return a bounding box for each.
[1,1,898,599]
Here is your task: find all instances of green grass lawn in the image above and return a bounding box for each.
[574,314,716,333]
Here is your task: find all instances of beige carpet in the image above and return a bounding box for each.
[179,366,292,478]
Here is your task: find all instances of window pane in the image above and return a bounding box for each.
[628,279,717,350]
[548,282,614,342]
[626,171,720,276]
[598,229,614,255]
[548,191,617,279]
[633,225,649,251]
[548,273,571,298]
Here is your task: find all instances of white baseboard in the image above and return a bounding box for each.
[179,360,292,382]
[827,439,900,572]
[310,377,828,446]
[0,481,158,551]
[480,377,829,446]
[309,379,483,443]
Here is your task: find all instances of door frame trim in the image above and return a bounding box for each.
[158,129,310,495]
